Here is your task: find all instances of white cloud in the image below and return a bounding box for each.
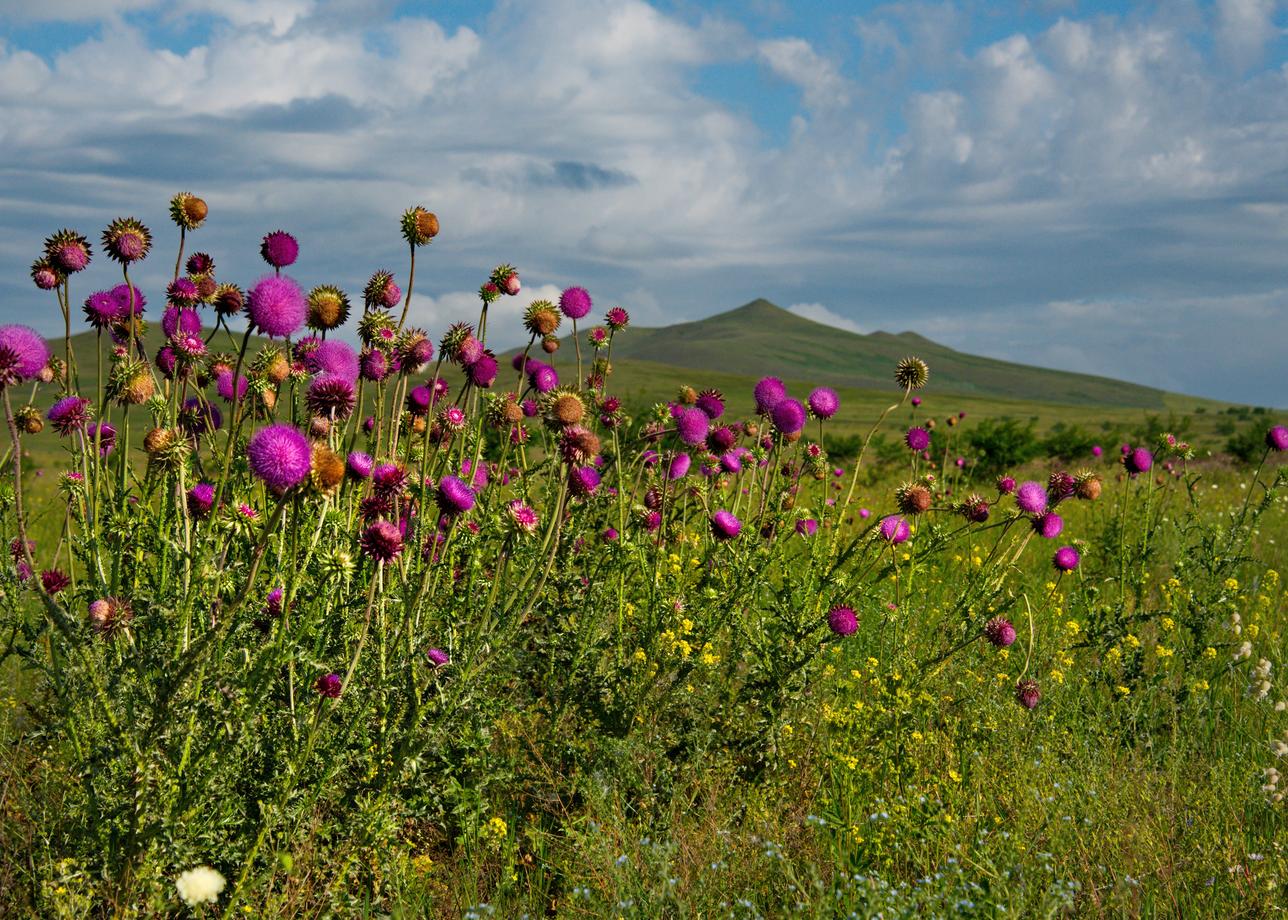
[759,37,850,110]
[1215,0,1279,69]
[0,0,1285,403]
[787,302,862,334]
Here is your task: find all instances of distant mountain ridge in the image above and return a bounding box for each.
[576,299,1188,409]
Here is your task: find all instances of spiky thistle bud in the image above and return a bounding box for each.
[307,284,350,331]
[101,217,152,264]
[169,192,208,231]
[894,356,929,391]
[401,207,439,246]
[523,300,561,337]
[44,229,92,274]
[213,283,244,317]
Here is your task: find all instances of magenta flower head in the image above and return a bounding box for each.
[1015,481,1048,515]
[808,387,839,420]
[709,426,737,452]
[668,452,692,480]
[216,370,249,403]
[466,353,499,388]
[161,306,201,339]
[796,518,819,537]
[260,230,299,268]
[306,375,356,419]
[87,422,116,456]
[347,451,373,479]
[315,672,342,698]
[905,426,930,451]
[605,306,630,330]
[247,275,307,338]
[676,407,709,446]
[570,465,600,497]
[360,519,404,563]
[360,348,390,382]
[1053,545,1080,571]
[247,423,312,494]
[720,451,742,474]
[1124,447,1153,476]
[878,514,911,544]
[559,286,593,320]
[407,385,432,417]
[827,605,858,636]
[436,475,476,516]
[753,376,787,414]
[187,482,215,518]
[771,398,806,435]
[310,340,360,382]
[711,510,741,540]
[696,389,725,420]
[1091,444,1103,458]
[426,647,450,668]
[48,396,90,435]
[530,364,559,394]
[0,325,51,387]
[1033,512,1063,539]
[1015,678,1041,710]
[1266,425,1288,452]
[984,617,1016,648]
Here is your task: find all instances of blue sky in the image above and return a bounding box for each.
[1,0,1286,404]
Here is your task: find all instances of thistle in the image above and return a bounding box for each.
[101,217,152,264]
[894,356,929,391]
[307,284,351,331]
[401,206,440,247]
[169,192,208,231]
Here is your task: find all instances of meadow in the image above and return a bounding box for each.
[0,199,1285,918]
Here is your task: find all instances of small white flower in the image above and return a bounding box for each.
[176,866,226,906]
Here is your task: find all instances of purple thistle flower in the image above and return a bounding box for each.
[878,514,911,544]
[180,397,221,437]
[530,364,559,394]
[0,325,51,386]
[216,370,248,402]
[1033,512,1064,539]
[770,398,807,435]
[167,277,200,306]
[905,426,931,451]
[161,306,201,339]
[559,286,593,320]
[984,617,1016,648]
[306,375,356,419]
[711,510,741,540]
[187,482,215,517]
[110,283,146,317]
[808,387,839,420]
[407,385,432,417]
[466,352,499,388]
[347,452,373,479]
[315,672,342,698]
[695,390,725,419]
[676,407,709,446]
[796,518,819,537]
[360,519,404,562]
[1016,678,1041,710]
[1015,481,1048,515]
[309,340,360,382]
[247,275,307,338]
[605,306,630,330]
[1091,444,1104,457]
[261,230,299,268]
[668,452,691,480]
[753,376,787,414]
[426,647,450,667]
[720,451,742,474]
[1053,545,1080,571]
[570,465,600,497]
[602,527,619,542]
[709,426,737,452]
[827,605,857,636]
[87,422,116,456]
[83,290,120,329]
[41,569,72,596]
[436,475,476,516]
[1268,425,1288,452]
[360,348,390,382]
[372,463,409,497]
[48,396,90,435]
[246,423,312,493]
[1124,447,1153,476]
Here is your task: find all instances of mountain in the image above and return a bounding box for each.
[567,299,1190,409]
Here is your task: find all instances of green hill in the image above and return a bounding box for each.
[565,299,1208,410]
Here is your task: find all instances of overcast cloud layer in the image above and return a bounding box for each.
[1,0,1285,404]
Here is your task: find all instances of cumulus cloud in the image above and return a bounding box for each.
[0,0,1285,404]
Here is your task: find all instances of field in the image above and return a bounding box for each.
[1,215,1285,918]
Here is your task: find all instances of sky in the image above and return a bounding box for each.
[1,0,1286,405]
